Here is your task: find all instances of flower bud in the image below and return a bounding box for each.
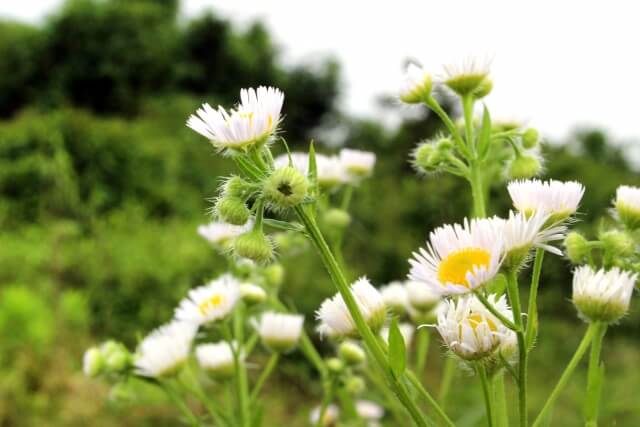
[573,266,637,323]
[600,230,635,257]
[326,357,344,374]
[473,77,493,98]
[196,342,237,380]
[233,230,274,263]
[239,283,267,306]
[263,166,309,209]
[100,341,131,373]
[83,347,105,378]
[508,155,542,180]
[323,208,351,229]
[412,142,437,173]
[223,176,253,198]
[522,128,539,149]
[614,185,640,229]
[338,341,366,365]
[400,63,432,104]
[380,282,408,316]
[216,196,250,225]
[436,138,454,153]
[345,376,366,395]
[444,65,490,98]
[257,312,304,353]
[564,232,590,264]
[263,263,285,288]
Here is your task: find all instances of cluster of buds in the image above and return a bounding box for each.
[83,340,132,378]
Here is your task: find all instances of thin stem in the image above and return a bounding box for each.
[525,248,545,350]
[469,163,486,218]
[233,304,250,427]
[315,378,336,427]
[438,357,456,409]
[584,322,607,426]
[415,327,431,379]
[424,95,471,159]
[161,381,201,427]
[477,364,495,427]
[493,371,509,427]
[406,371,456,427]
[462,95,476,155]
[532,323,596,427]
[182,365,230,427]
[506,269,528,427]
[250,353,280,403]
[475,291,519,331]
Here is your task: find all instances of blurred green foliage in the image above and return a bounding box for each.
[0,0,638,426]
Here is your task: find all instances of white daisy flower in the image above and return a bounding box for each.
[175,274,241,325]
[436,294,512,360]
[257,312,305,353]
[135,321,197,377]
[239,283,267,305]
[507,179,585,223]
[197,220,252,246]
[408,218,504,295]
[339,148,376,180]
[380,281,409,314]
[309,404,339,426]
[572,265,637,323]
[614,185,640,229]
[316,277,386,338]
[400,62,432,104]
[356,400,385,421]
[380,322,415,347]
[195,341,237,379]
[405,280,441,312]
[274,152,348,187]
[187,86,284,151]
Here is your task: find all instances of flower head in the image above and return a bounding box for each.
[436,294,512,360]
[195,341,237,380]
[257,311,305,353]
[316,277,386,338]
[187,86,284,152]
[274,152,348,187]
[198,220,252,247]
[408,218,503,295]
[135,321,196,377]
[443,59,492,97]
[400,62,432,104]
[507,179,585,223]
[572,266,637,323]
[380,281,409,315]
[309,404,339,426]
[405,280,441,312]
[175,274,241,325]
[339,148,376,180]
[614,185,640,229]
[356,400,385,422]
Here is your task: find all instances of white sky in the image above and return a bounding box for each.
[4,1,640,143]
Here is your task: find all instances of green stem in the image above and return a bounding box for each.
[415,327,431,380]
[182,365,230,427]
[462,95,476,155]
[525,248,545,350]
[493,371,509,427]
[438,357,456,409]
[506,269,527,427]
[161,382,201,427]
[469,163,486,218]
[406,371,456,426]
[424,95,471,159]
[477,364,495,427]
[474,291,519,331]
[584,322,607,426]
[532,324,596,426]
[293,205,434,427]
[250,353,280,403]
[315,378,336,427]
[233,304,250,427]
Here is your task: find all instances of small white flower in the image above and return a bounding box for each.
[239,283,267,305]
[572,265,637,323]
[356,400,385,421]
[380,282,409,314]
[614,185,640,229]
[316,277,386,338]
[405,280,441,311]
[400,62,432,104]
[309,404,339,426]
[135,321,196,377]
[507,179,585,223]
[274,152,348,187]
[257,312,305,353]
[195,341,237,379]
[187,86,284,151]
[198,220,252,246]
[436,294,512,360]
[408,218,503,295]
[175,274,241,325]
[274,152,309,174]
[381,322,415,347]
[339,148,376,179]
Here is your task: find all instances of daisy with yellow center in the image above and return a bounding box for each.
[435,294,512,360]
[507,179,584,224]
[408,218,503,295]
[175,274,241,325]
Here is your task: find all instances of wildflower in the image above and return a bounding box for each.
[187,86,284,152]
[614,185,640,229]
[239,283,267,305]
[214,195,251,225]
[436,294,512,360]
[356,400,385,423]
[379,282,409,315]
[323,208,352,229]
[309,404,339,426]
[175,274,241,325]
[338,341,366,365]
[316,277,386,338]
[263,166,309,209]
[564,231,590,264]
[443,59,492,98]
[572,266,637,323]
[339,148,376,180]
[83,347,104,378]
[405,280,440,312]
[521,128,539,149]
[232,229,274,264]
[507,179,585,223]
[316,154,349,187]
[408,218,503,295]
[135,321,196,377]
[195,341,237,380]
[508,153,543,180]
[197,220,252,247]
[399,62,432,104]
[257,312,304,353]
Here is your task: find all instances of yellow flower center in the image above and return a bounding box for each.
[437,247,491,287]
[467,313,497,332]
[198,293,225,316]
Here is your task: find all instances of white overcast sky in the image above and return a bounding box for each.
[3,1,640,143]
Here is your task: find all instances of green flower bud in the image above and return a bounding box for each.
[326,357,344,374]
[263,263,285,288]
[338,341,366,366]
[263,166,309,209]
[216,196,250,225]
[400,63,432,104]
[239,283,267,306]
[413,142,437,172]
[223,176,253,198]
[444,71,490,97]
[521,128,539,149]
[599,230,635,257]
[324,208,351,229]
[83,347,105,378]
[508,155,542,179]
[233,230,274,263]
[473,77,493,98]
[101,340,131,373]
[564,232,589,264]
[345,376,366,395]
[436,138,454,153]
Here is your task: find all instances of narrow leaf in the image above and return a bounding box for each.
[388,317,406,378]
[478,105,492,159]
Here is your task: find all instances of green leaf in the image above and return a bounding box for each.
[478,105,492,159]
[388,317,406,378]
[263,218,304,232]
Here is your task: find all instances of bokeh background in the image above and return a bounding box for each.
[0,1,639,426]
